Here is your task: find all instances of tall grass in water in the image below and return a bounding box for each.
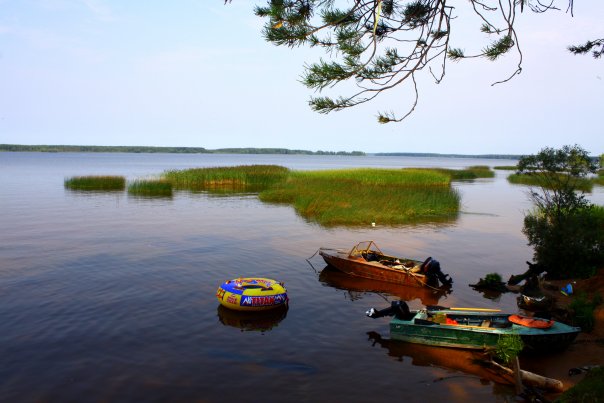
[465,165,496,178]
[493,165,517,171]
[508,173,593,192]
[259,168,460,226]
[128,180,173,197]
[594,169,604,186]
[162,165,289,193]
[417,166,494,180]
[64,176,125,191]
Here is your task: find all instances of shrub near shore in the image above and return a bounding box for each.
[259,168,460,226]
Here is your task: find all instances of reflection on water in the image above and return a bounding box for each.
[127,194,174,201]
[317,265,452,306]
[366,331,515,391]
[470,287,505,302]
[216,305,288,332]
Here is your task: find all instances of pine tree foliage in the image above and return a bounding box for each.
[226,1,600,123]
[568,39,604,59]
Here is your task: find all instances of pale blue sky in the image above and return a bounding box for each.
[0,1,602,154]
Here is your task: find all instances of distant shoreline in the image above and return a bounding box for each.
[374,152,522,159]
[0,144,364,156]
[0,144,523,159]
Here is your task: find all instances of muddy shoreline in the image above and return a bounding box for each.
[518,269,604,395]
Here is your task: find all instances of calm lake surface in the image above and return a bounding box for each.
[2,153,603,402]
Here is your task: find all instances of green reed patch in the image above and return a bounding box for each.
[64,175,126,191]
[494,333,524,366]
[162,165,290,193]
[493,165,517,171]
[128,180,173,197]
[465,165,496,178]
[259,168,460,226]
[593,169,604,186]
[417,166,494,180]
[508,173,593,192]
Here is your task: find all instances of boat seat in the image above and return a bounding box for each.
[414,318,438,326]
[491,321,513,328]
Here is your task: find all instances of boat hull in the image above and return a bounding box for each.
[319,249,427,288]
[388,311,580,353]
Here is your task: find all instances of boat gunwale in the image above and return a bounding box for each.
[390,310,581,335]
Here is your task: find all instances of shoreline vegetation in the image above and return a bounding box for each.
[64,164,496,226]
[507,173,602,191]
[64,176,126,191]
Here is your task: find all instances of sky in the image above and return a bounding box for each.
[0,0,602,155]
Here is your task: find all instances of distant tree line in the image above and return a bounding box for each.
[0,144,365,156]
[0,144,209,153]
[211,147,365,155]
[375,152,523,160]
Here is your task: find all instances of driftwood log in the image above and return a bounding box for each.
[486,359,564,392]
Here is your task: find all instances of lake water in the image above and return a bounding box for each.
[1,153,603,402]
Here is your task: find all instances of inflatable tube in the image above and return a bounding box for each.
[508,314,553,329]
[216,278,288,311]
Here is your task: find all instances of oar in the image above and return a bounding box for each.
[427,305,501,312]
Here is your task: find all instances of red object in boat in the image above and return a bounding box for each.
[508,314,554,329]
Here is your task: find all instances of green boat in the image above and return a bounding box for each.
[366,301,581,353]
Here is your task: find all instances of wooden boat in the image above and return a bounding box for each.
[319,241,452,288]
[366,301,580,353]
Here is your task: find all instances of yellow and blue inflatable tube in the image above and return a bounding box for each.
[216,278,288,311]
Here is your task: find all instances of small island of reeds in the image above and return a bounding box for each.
[128,180,173,197]
[427,165,495,180]
[257,168,460,226]
[65,165,498,226]
[64,175,126,191]
[162,165,290,193]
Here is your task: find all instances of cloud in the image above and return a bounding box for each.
[81,0,115,22]
[3,24,107,64]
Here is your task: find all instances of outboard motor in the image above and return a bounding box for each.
[366,300,413,320]
[421,257,453,287]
